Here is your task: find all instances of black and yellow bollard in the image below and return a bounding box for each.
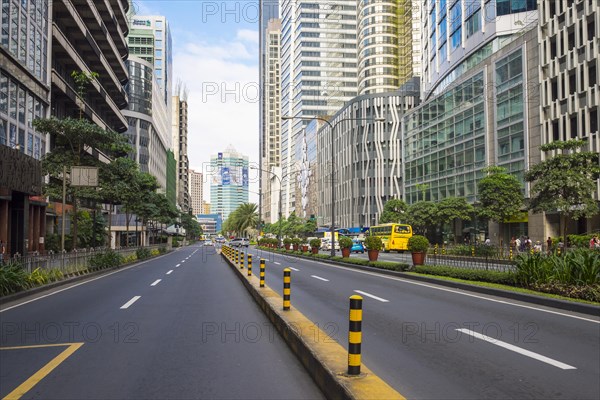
[348,295,363,375]
[235,249,238,266]
[283,268,291,310]
[247,254,252,276]
[240,251,245,269]
[260,259,265,287]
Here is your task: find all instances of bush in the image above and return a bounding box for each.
[336,257,369,266]
[292,238,302,246]
[512,249,600,286]
[283,238,293,246]
[310,238,321,248]
[339,236,353,249]
[158,246,168,254]
[408,235,430,253]
[364,235,383,251]
[310,253,331,259]
[0,261,30,296]
[27,268,49,286]
[150,249,160,256]
[123,254,137,264]
[136,247,151,260]
[89,250,123,270]
[172,237,180,248]
[368,261,409,271]
[414,265,514,285]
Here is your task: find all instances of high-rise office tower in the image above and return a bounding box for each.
[210,146,249,222]
[260,19,282,224]
[259,0,279,226]
[421,0,537,98]
[127,15,173,114]
[280,0,359,217]
[189,169,204,216]
[537,0,600,232]
[357,0,421,95]
[172,93,190,212]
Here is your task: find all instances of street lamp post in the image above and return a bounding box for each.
[251,166,284,248]
[282,115,385,257]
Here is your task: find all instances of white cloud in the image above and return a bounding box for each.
[173,29,260,203]
[236,29,259,44]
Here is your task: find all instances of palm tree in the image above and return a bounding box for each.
[230,203,258,237]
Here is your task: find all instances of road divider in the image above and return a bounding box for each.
[248,254,253,276]
[218,245,405,399]
[260,259,265,288]
[348,295,363,375]
[283,268,291,311]
[240,251,245,269]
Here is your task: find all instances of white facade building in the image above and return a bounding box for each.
[189,169,204,216]
[280,0,359,218]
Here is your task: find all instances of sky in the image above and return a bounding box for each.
[134,0,261,203]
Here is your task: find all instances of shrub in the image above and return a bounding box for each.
[89,250,123,270]
[150,249,160,256]
[28,268,50,286]
[337,257,369,266]
[408,235,430,253]
[158,246,168,254]
[512,249,600,286]
[48,269,64,282]
[310,253,331,259]
[123,255,137,264]
[369,261,409,271]
[283,238,293,246]
[0,261,30,296]
[339,236,353,249]
[364,235,383,251]
[414,265,514,285]
[310,238,321,248]
[172,237,180,248]
[136,247,151,260]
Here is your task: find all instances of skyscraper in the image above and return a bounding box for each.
[210,146,249,222]
[172,93,190,212]
[259,0,279,226]
[127,15,173,113]
[189,169,204,216]
[260,19,282,224]
[357,0,421,95]
[280,0,359,217]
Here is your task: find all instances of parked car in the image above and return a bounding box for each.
[323,240,340,251]
[230,238,250,247]
[351,239,365,253]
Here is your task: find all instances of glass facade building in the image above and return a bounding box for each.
[210,146,249,222]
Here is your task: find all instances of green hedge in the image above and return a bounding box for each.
[414,265,514,285]
[1,261,65,297]
[368,261,410,271]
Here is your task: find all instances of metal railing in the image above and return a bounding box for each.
[7,245,165,275]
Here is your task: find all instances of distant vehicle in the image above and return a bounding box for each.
[323,239,339,251]
[351,239,365,253]
[215,237,226,244]
[204,240,213,246]
[369,223,413,252]
[230,238,249,247]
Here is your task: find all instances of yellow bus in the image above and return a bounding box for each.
[369,223,413,252]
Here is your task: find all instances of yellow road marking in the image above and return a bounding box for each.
[1,342,84,400]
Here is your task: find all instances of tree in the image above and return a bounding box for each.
[379,199,408,223]
[437,197,474,243]
[525,139,600,240]
[301,219,317,238]
[225,203,258,237]
[406,201,438,239]
[477,166,524,223]
[180,212,202,240]
[34,117,130,249]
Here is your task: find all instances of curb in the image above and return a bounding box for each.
[0,249,176,306]
[253,248,600,317]
[220,249,405,400]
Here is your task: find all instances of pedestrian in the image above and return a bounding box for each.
[591,235,599,249]
[546,236,553,255]
[0,240,5,265]
[533,241,542,253]
[515,236,522,252]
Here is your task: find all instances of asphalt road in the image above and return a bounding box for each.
[248,247,600,400]
[0,245,324,400]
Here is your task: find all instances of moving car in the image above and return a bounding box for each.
[351,239,365,253]
[323,239,340,251]
[229,238,250,247]
[204,240,213,246]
